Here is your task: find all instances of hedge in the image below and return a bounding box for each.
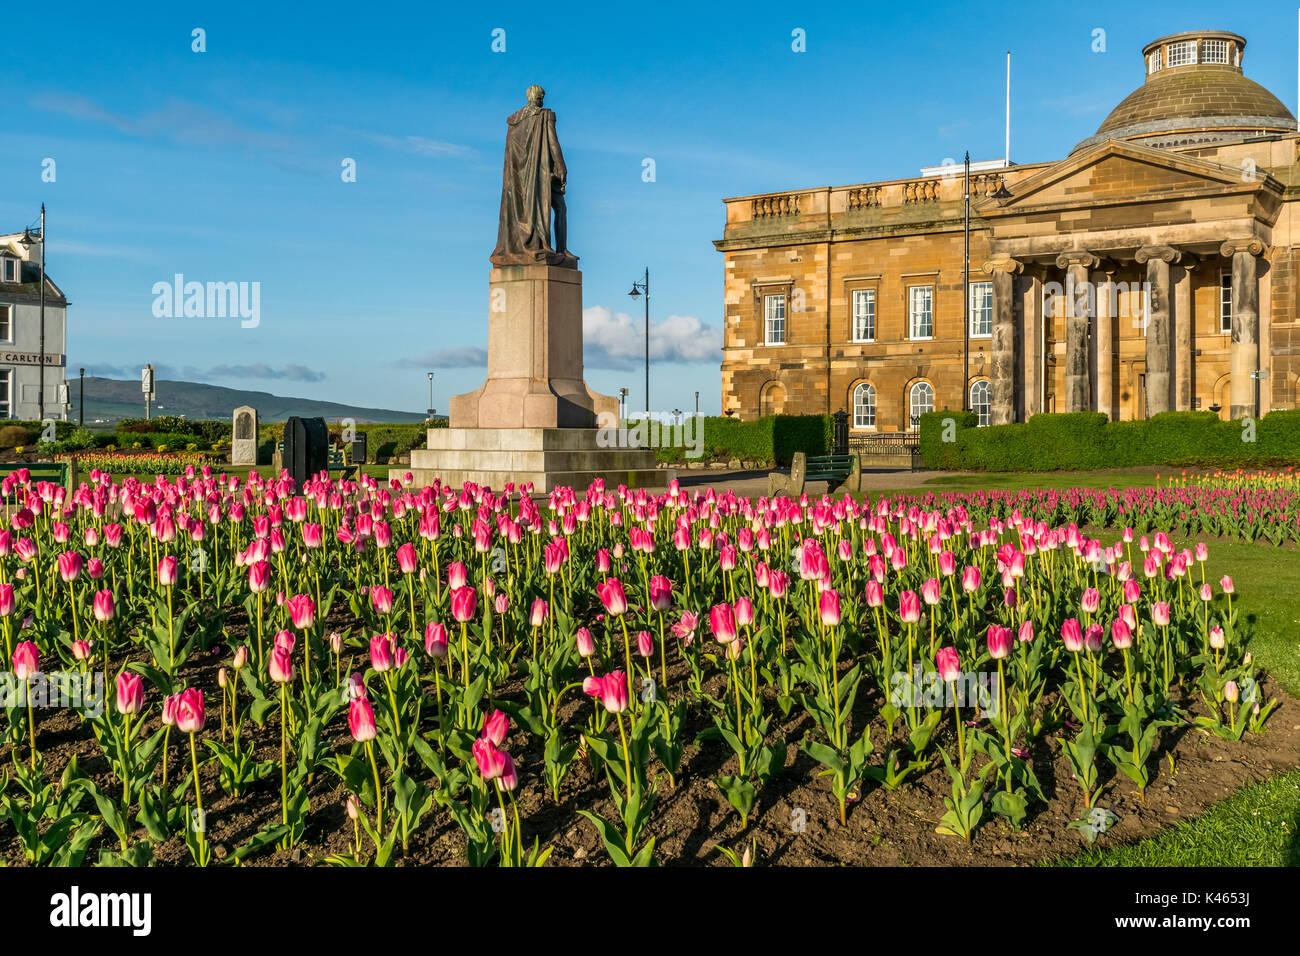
[622,413,832,466]
[919,409,1300,472]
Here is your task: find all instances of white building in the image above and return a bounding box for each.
[0,232,69,421]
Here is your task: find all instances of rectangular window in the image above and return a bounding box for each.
[0,370,10,419]
[1220,271,1232,334]
[969,281,993,336]
[1147,51,1163,74]
[0,306,9,341]
[1167,41,1196,67]
[0,259,16,283]
[1202,40,1228,64]
[908,285,933,339]
[851,289,875,341]
[764,294,786,345]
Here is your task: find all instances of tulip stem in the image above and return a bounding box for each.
[615,710,633,804]
[25,679,36,769]
[280,682,288,828]
[189,732,207,866]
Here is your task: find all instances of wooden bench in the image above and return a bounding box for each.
[0,461,76,498]
[767,451,860,497]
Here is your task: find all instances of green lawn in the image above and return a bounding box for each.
[867,467,1166,499]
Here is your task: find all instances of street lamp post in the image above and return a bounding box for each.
[618,387,628,423]
[427,371,435,419]
[628,268,650,417]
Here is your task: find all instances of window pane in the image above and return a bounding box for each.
[0,305,9,340]
[970,281,992,336]
[1220,273,1232,334]
[853,383,875,428]
[1202,40,1227,64]
[1148,51,1162,73]
[909,286,933,338]
[971,380,991,426]
[1167,41,1196,67]
[852,289,875,341]
[765,294,786,344]
[0,370,9,419]
[909,382,933,427]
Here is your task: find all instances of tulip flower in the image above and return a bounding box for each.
[370,586,394,616]
[637,630,654,658]
[92,590,115,622]
[818,589,841,627]
[1060,619,1090,720]
[597,578,628,616]
[899,590,921,623]
[349,695,384,831]
[13,641,39,767]
[935,646,966,765]
[482,709,509,747]
[709,603,738,644]
[473,737,508,779]
[287,594,315,630]
[71,639,92,662]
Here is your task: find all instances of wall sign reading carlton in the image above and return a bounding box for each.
[0,351,65,367]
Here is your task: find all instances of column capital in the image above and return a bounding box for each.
[1135,244,1183,265]
[982,256,1024,276]
[1219,237,1265,258]
[1055,250,1099,270]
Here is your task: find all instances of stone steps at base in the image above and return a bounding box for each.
[390,467,673,494]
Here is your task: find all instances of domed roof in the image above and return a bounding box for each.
[1073,31,1295,152]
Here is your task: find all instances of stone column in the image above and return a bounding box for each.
[1021,271,1044,418]
[982,257,1023,425]
[1096,267,1114,419]
[1173,259,1194,411]
[1220,238,1264,419]
[1135,245,1181,417]
[1056,252,1098,412]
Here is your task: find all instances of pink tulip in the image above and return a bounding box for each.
[818,589,841,626]
[92,590,115,622]
[1060,618,1084,653]
[425,621,449,658]
[899,590,921,624]
[396,542,418,574]
[72,639,93,661]
[116,671,144,715]
[248,561,271,593]
[482,709,509,747]
[370,586,394,616]
[270,645,294,683]
[864,579,884,608]
[472,737,507,779]
[12,641,38,680]
[935,646,960,683]
[595,671,629,713]
[1224,680,1239,703]
[494,593,509,615]
[450,586,478,623]
[274,629,296,653]
[1017,620,1035,643]
[0,583,13,616]
[734,596,754,628]
[1122,579,1141,604]
[369,633,395,672]
[649,575,673,612]
[57,550,83,582]
[709,603,738,643]
[1209,626,1225,650]
[158,555,178,587]
[1084,623,1104,654]
[1111,619,1133,650]
[496,752,518,792]
[446,561,468,589]
[1219,575,1233,595]
[87,558,104,579]
[1151,601,1171,627]
[960,566,981,593]
[348,697,377,742]
[530,599,548,628]
[575,627,595,658]
[233,645,249,670]
[287,594,315,629]
[597,578,628,616]
[162,693,179,727]
[987,625,1012,660]
[175,688,205,733]
[1080,587,1100,614]
[637,630,654,657]
[768,570,790,599]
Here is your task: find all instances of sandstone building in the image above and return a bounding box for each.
[715,30,1299,431]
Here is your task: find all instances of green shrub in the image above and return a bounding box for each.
[920,409,1300,472]
[0,425,34,449]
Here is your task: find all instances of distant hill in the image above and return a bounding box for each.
[69,377,428,425]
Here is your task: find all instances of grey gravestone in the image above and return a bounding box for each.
[231,406,258,466]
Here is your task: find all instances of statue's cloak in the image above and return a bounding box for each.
[491,105,571,265]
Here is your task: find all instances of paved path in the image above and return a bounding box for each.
[672,467,961,498]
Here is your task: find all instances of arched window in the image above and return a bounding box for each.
[852,382,876,429]
[908,381,934,429]
[970,380,991,426]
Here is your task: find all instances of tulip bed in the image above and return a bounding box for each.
[0,465,1290,867]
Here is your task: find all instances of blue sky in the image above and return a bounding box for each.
[3,1,1296,416]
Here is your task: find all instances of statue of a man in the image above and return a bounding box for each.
[490,85,577,267]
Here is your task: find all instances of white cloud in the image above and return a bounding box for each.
[582,306,720,370]
[395,347,487,369]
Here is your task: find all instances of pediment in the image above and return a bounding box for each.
[977,139,1269,215]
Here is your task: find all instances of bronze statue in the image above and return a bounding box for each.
[490,85,577,267]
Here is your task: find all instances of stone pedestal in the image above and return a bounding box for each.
[395,427,669,493]
[450,265,617,428]
[401,263,662,493]
[231,405,258,466]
